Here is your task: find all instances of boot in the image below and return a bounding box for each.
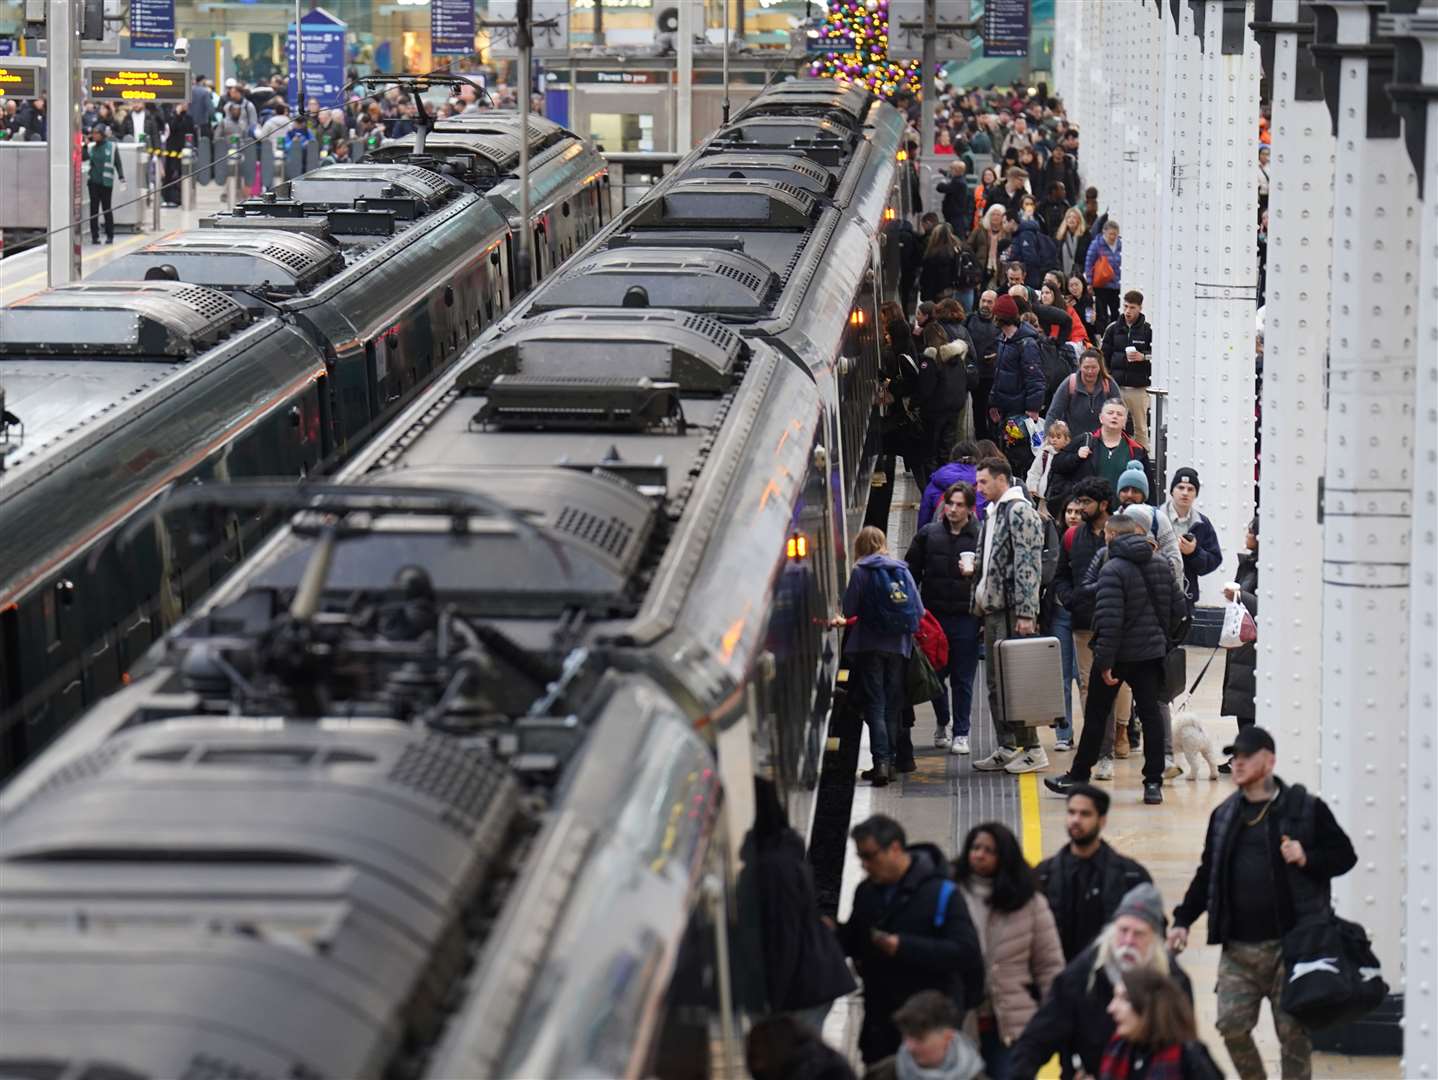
[1114,719,1131,759]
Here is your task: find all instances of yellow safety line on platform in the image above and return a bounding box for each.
[1019,771,1043,866]
[1020,770,1061,1080]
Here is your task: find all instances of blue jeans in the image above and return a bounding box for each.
[855,650,905,765]
[1051,606,1078,741]
[931,612,980,737]
[980,1027,1013,1080]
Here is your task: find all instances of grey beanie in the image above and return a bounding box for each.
[1114,882,1167,934]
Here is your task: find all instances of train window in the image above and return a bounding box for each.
[561,200,570,218]
[443,285,455,308]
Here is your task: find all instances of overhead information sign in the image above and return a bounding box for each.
[86,65,188,101]
[886,2,977,62]
[432,0,475,56]
[983,0,1029,57]
[287,7,348,109]
[0,64,39,98]
[487,0,569,59]
[130,0,177,50]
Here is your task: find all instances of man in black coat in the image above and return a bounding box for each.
[1045,514,1187,804]
[935,159,973,237]
[1167,727,1356,1080]
[1099,290,1155,450]
[965,290,1000,438]
[1009,883,1192,1080]
[834,815,984,1064]
[989,294,1047,475]
[1035,783,1152,960]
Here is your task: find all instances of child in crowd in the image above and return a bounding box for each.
[1026,420,1071,517]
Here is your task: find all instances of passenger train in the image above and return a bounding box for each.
[0,92,608,770]
[0,78,909,1078]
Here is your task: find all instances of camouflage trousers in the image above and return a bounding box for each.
[1216,939,1313,1080]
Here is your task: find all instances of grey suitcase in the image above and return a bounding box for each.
[996,635,1067,730]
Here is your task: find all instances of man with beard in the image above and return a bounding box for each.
[1034,784,1151,960]
[1008,883,1189,1080]
[964,290,1000,439]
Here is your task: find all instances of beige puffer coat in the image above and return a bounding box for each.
[968,890,1066,1044]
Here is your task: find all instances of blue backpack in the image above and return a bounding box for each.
[862,561,923,636]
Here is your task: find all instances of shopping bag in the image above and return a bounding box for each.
[1219,595,1257,649]
[905,643,946,704]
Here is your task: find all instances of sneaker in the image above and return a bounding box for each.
[1044,773,1078,795]
[1114,724,1131,759]
[1005,747,1049,774]
[933,727,949,749]
[1163,756,1183,780]
[973,747,1019,771]
[950,735,970,755]
[1093,756,1115,781]
[1053,739,1073,752]
[1144,781,1163,805]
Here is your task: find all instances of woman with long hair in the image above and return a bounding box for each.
[1067,273,1098,340]
[1041,281,1088,348]
[953,822,1065,1080]
[1100,968,1224,1080]
[1055,206,1092,279]
[967,204,1011,292]
[972,165,998,230]
[919,222,963,303]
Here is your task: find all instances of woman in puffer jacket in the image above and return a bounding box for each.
[953,822,1065,1080]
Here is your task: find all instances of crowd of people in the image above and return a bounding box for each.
[751,728,1356,1080]
[736,81,1363,1080]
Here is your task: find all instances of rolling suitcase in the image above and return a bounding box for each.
[996,635,1066,731]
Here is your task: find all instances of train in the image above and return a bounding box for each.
[0,77,908,1079]
[0,93,608,771]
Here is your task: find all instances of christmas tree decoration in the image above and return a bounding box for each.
[806,0,920,99]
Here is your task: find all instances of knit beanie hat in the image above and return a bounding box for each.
[1118,461,1149,499]
[992,294,1021,324]
[1114,882,1167,934]
[1169,466,1200,494]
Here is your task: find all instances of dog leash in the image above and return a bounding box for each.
[1174,645,1223,716]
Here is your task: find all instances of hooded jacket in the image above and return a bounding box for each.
[905,516,981,617]
[755,828,858,1012]
[837,845,985,1063]
[991,322,1047,417]
[1163,499,1224,605]
[919,461,989,526]
[842,554,919,657]
[972,486,1045,621]
[1089,533,1187,671]
[1044,372,1122,436]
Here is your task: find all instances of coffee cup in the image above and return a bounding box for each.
[959,551,977,574]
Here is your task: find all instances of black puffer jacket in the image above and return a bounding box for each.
[1221,550,1259,718]
[1007,942,1193,1080]
[965,312,1000,380]
[1089,533,1186,671]
[1053,523,1106,630]
[1100,313,1154,388]
[905,517,980,616]
[836,845,984,1063]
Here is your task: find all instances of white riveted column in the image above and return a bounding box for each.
[1309,0,1420,988]
[1154,0,1204,464]
[1381,5,1438,1072]
[1054,0,1077,106]
[1184,0,1259,600]
[1253,0,1334,788]
[1120,5,1166,339]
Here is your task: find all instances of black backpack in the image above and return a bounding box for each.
[956,247,983,289]
[1037,336,1073,404]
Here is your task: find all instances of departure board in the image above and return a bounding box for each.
[0,64,38,98]
[87,65,188,102]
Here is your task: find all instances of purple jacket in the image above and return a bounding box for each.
[918,462,990,527]
[841,554,917,657]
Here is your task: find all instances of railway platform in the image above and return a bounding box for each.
[820,474,1400,1080]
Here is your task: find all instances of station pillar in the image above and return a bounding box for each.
[1309,0,1419,1000]
[1380,4,1438,1072]
[1251,0,1333,788]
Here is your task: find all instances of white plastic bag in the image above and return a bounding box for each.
[1219,594,1256,649]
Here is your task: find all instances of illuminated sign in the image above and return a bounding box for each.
[0,65,38,98]
[86,66,187,102]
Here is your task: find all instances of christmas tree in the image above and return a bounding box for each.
[807,0,920,99]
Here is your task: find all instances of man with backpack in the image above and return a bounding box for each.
[835,815,985,1065]
[1045,348,1122,434]
[989,296,1047,478]
[1166,728,1357,1080]
[1044,512,1187,804]
[971,457,1050,775]
[840,527,924,787]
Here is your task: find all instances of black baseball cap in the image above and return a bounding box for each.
[1223,726,1276,757]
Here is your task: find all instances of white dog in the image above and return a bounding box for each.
[1174,714,1223,780]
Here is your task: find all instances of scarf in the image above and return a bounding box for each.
[960,878,993,958]
[1099,1037,1186,1080]
[894,1032,985,1080]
